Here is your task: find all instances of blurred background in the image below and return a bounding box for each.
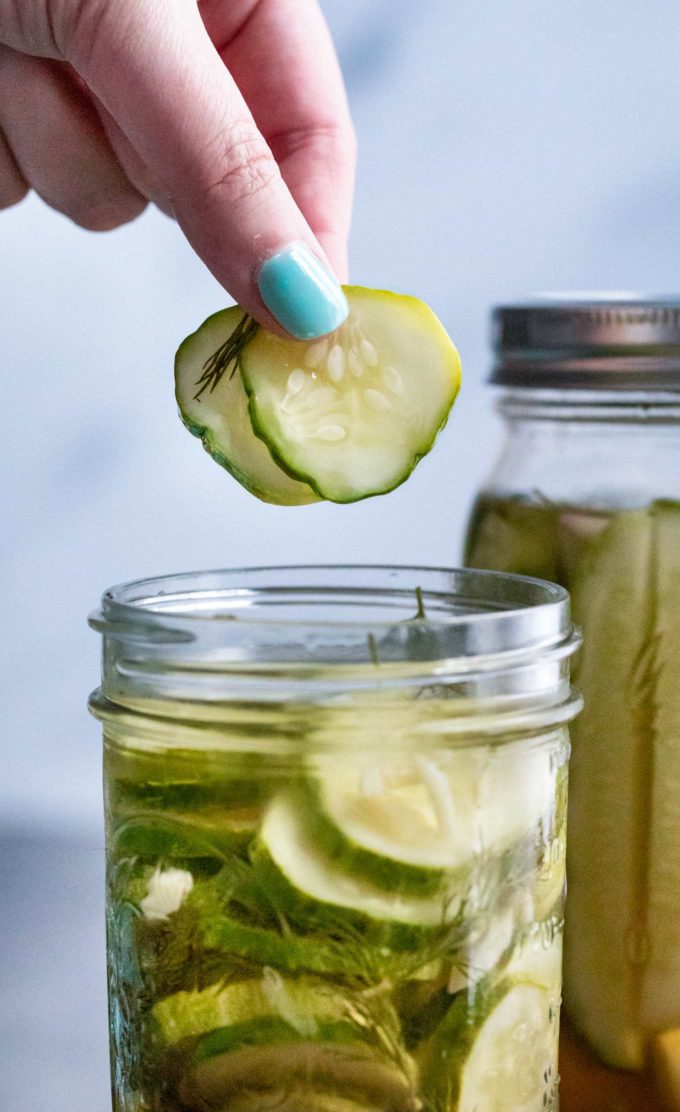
[4,0,680,1106]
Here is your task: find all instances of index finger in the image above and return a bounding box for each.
[202,0,356,281]
[66,0,349,337]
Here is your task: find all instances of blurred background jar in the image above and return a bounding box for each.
[464,298,680,1108]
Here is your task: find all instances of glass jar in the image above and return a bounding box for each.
[89,565,580,1112]
[464,299,680,1088]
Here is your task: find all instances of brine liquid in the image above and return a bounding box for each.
[466,495,680,1075]
[103,710,567,1112]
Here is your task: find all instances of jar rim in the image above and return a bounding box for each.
[90,566,581,729]
[90,564,571,656]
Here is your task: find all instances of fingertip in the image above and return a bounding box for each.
[256,241,349,340]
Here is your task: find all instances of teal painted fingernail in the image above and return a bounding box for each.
[257,243,349,339]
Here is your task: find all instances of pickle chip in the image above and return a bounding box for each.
[176,288,461,504]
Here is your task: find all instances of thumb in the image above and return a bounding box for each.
[65,0,348,338]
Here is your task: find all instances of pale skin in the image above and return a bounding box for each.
[0,0,356,331]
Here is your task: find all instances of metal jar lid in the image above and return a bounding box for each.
[491,297,680,390]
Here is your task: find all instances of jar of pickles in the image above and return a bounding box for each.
[89,565,580,1112]
[465,299,680,1097]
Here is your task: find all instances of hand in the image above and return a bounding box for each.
[0,1,356,338]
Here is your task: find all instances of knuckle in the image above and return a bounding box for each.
[55,0,117,62]
[0,2,58,54]
[201,124,280,210]
[273,120,357,169]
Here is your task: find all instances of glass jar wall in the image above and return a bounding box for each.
[90,566,580,1112]
[465,299,680,1103]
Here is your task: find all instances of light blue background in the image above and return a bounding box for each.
[3,3,680,1107]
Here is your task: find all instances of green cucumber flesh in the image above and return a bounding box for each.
[456,981,556,1111]
[241,287,460,503]
[175,307,319,505]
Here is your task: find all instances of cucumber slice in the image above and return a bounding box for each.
[106,745,272,813]
[180,1041,419,1112]
[240,287,460,502]
[175,307,319,505]
[298,761,465,897]
[156,976,417,1112]
[562,507,655,1069]
[532,826,566,924]
[193,1017,374,1063]
[153,974,351,1046]
[190,877,400,980]
[223,1094,385,1112]
[445,905,518,996]
[252,792,462,949]
[465,496,559,580]
[420,979,556,1111]
[302,747,555,901]
[112,807,259,861]
[642,501,680,1030]
[505,930,562,999]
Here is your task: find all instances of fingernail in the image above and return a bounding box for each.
[257,243,349,340]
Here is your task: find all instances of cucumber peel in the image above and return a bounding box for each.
[175,288,461,505]
[175,307,319,505]
[252,792,463,950]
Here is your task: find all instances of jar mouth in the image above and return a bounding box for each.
[90,565,572,663]
[88,566,580,726]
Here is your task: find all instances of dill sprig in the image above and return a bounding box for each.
[193,313,259,400]
[414,585,426,621]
